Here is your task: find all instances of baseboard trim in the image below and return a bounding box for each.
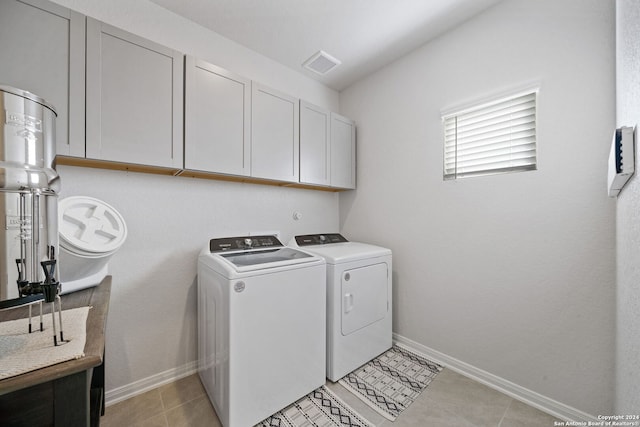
[393,333,598,423]
[105,361,199,407]
[104,339,599,422]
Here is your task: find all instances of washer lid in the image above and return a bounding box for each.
[59,196,127,254]
[219,247,317,272]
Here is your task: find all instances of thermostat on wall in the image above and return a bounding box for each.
[608,126,635,197]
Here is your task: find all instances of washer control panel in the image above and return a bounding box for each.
[209,235,283,252]
[295,233,348,246]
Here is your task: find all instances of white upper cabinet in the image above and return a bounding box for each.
[330,112,356,189]
[299,101,330,186]
[184,56,250,176]
[0,0,85,157]
[299,102,356,189]
[85,18,183,168]
[251,83,299,183]
[1,1,354,190]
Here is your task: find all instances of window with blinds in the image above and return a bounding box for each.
[443,89,537,180]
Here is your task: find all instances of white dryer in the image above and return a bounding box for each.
[290,233,392,381]
[198,235,326,427]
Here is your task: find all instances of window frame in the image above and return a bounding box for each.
[442,87,539,180]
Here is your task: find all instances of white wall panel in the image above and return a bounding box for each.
[340,0,615,416]
[57,165,338,393]
[615,0,640,415]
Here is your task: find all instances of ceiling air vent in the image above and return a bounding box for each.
[302,50,341,75]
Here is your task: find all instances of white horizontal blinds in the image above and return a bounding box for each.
[443,90,537,179]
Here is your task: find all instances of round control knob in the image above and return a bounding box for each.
[244,238,253,248]
[319,235,326,243]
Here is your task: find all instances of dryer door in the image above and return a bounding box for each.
[341,262,388,335]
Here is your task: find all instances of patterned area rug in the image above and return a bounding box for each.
[338,344,443,421]
[256,385,374,427]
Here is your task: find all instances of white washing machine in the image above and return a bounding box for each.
[198,235,326,427]
[290,233,392,382]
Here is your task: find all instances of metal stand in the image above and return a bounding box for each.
[41,259,64,346]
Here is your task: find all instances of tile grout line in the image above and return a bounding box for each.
[497,398,514,427]
[158,381,208,413]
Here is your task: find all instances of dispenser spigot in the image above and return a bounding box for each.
[15,258,29,296]
[40,260,59,303]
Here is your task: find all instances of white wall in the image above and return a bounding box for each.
[615,0,640,414]
[47,0,341,394]
[58,166,338,394]
[339,0,615,416]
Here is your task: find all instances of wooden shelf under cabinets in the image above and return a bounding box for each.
[55,156,182,176]
[54,156,345,192]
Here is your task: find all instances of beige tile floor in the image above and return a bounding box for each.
[101,368,561,427]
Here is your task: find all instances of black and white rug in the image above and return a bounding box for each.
[256,385,374,427]
[338,344,443,421]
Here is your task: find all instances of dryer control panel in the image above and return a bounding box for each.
[295,233,348,246]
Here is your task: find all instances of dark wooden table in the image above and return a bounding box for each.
[0,276,111,427]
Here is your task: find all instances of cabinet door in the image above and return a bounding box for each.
[331,112,356,189]
[86,18,183,168]
[299,101,330,186]
[0,0,85,157]
[184,56,250,176]
[251,83,299,183]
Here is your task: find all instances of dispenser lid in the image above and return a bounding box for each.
[0,84,58,115]
[59,196,127,254]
